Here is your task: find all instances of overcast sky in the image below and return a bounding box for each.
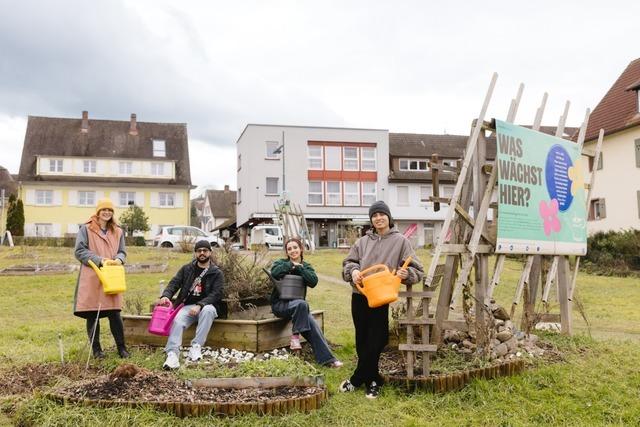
[1,0,638,196]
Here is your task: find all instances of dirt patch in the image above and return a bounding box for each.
[55,364,323,404]
[0,363,105,396]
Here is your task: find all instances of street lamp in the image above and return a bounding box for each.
[272,131,285,199]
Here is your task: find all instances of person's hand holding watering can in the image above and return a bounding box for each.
[395,257,412,281]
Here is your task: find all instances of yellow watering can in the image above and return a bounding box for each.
[88,259,127,295]
[356,257,412,308]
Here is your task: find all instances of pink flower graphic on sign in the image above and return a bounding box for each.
[539,199,561,236]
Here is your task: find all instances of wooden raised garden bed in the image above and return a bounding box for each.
[123,310,324,352]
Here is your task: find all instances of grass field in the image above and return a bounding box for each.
[1,246,639,426]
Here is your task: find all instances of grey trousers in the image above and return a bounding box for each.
[165,304,217,355]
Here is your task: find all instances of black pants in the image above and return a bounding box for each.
[86,311,126,351]
[350,293,389,387]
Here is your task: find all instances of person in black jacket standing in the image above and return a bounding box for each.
[157,240,224,369]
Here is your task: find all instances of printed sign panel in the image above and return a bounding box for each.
[495,120,587,255]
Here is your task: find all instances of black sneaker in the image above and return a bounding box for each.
[338,379,356,393]
[365,381,380,399]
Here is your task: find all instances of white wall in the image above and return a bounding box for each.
[236,125,389,226]
[584,126,640,233]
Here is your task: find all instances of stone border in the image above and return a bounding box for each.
[383,358,526,393]
[44,387,328,418]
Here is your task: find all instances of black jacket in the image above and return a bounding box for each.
[162,260,224,311]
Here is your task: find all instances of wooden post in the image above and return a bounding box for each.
[556,256,572,335]
[431,154,440,212]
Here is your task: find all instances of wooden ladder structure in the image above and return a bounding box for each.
[400,73,603,378]
[274,200,315,252]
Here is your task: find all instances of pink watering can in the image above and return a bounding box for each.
[148,302,184,336]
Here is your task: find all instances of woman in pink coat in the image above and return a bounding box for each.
[74,198,129,358]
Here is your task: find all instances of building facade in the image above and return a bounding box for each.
[201,185,236,232]
[236,124,389,248]
[581,58,640,233]
[17,112,193,239]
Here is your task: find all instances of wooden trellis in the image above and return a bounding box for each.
[274,200,314,251]
[399,73,603,378]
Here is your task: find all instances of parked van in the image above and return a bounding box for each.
[250,225,314,250]
[250,225,283,249]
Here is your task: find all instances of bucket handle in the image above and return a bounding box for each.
[391,256,412,275]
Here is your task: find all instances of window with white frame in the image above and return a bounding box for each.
[35,223,53,237]
[153,139,166,157]
[325,146,341,170]
[442,159,458,168]
[266,177,279,195]
[36,190,53,205]
[78,191,96,206]
[49,159,63,172]
[159,192,175,207]
[119,192,136,207]
[151,162,165,176]
[362,182,376,205]
[343,147,359,170]
[308,145,323,169]
[420,185,432,203]
[441,184,454,205]
[397,186,409,206]
[326,181,341,205]
[83,160,96,173]
[266,141,280,159]
[308,181,323,205]
[399,158,428,171]
[361,147,376,170]
[119,161,132,175]
[344,181,360,206]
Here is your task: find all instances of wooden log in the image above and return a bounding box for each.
[192,376,322,389]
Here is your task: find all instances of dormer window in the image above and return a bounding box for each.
[153,139,166,157]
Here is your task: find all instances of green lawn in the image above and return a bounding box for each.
[1,246,640,426]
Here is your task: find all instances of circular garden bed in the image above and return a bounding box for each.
[47,364,327,417]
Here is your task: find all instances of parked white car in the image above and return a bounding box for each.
[153,226,224,249]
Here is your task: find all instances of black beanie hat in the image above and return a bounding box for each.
[369,200,394,227]
[194,240,212,251]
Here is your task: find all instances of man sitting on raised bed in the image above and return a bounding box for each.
[157,240,224,369]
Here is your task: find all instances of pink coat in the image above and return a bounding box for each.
[73,216,126,316]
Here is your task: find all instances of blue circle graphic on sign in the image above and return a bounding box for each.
[545,144,573,212]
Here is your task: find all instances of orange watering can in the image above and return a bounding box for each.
[356,257,412,308]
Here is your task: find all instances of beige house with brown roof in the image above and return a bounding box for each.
[582,58,640,233]
[201,185,236,232]
[17,111,193,239]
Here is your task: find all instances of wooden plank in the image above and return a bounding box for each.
[399,344,438,352]
[398,291,437,298]
[474,255,489,348]
[192,376,323,389]
[557,256,572,335]
[486,254,505,304]
[440,244,493,254]
[399,318,436,325]
[425,72,498,287]
[542,256,559,303]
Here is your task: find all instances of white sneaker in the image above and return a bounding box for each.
[188,344,202,361]
[163,351,180,370]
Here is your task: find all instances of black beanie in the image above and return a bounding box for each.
[194,240,212,251]
[369,200,394,227]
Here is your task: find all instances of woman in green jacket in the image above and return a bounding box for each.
[271,237,342,368]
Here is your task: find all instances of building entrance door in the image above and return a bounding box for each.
[318,222,329,247]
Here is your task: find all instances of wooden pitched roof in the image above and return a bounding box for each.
[18,113,192,186]
[583,58,640,142]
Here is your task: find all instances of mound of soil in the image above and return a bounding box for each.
[55,365,323,404]
[0,363,104,396]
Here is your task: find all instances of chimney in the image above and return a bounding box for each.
[129,113,138,135]
[81,111,89,133]
[224,185,230,193]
